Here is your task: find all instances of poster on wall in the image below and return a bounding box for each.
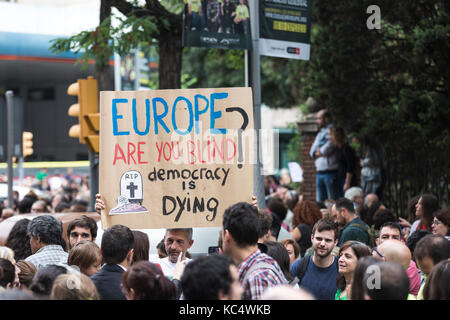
[259,0,312,60]
[99,87,255,229]
[182,0,252,50]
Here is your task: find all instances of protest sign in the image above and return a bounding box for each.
[99,88,254,229]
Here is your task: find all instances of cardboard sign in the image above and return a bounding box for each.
[99,88,254,229]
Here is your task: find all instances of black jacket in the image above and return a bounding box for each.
[91,264,126,300]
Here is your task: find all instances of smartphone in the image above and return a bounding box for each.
[208,246,220,256]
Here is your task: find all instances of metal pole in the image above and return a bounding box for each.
[5,91,14,209]
[89,151,99,212]
[249,1,266,209]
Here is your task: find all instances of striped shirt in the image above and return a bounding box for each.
[238,250,288,300]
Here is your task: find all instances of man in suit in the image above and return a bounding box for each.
[91,224,134,300]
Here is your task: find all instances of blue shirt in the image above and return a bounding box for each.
[291,256,339,300]
[309,124,338,172]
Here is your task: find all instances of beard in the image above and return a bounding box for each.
[314,246,333,258]
[167,250,180,263]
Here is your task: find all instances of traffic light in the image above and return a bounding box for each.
[22,131,33,157]
[67,76,99,153]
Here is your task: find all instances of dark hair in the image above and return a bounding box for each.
[264,241,293,282]
[69,199,89,212]
[0,258,15,287]
[423,260,450,300]
[379,221,401,235]
[350,256,380,300]
[433,208,450,235]
[292,200,322,228]
[335,197,355,214]
[55,202,70,213]
[156,239,167,258]
[364,261,410,300]
[336,241,372,291]
[5,218,32,260]
[181,255,236,300]
[312,218,338,240]
[122,261,176,300]
[406,230,432,256]
[101,225,134,264]
[29,264,68,297]
[15,260,37,288]
[18,197,35,214]
[258,209,273,238]
[223,202,261,247]
[285,190,299,211]
[27,215,64,246]
[67,215,98,240]
[268,197,287,222]
[419,194,439,230]
[414,234,450,265]
[330,126,346,146]
[372,209,396,230]
[407,195,420,222]
[132,231,149,264]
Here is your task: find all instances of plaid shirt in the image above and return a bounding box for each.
[25,245,68,269]
[238,250,287,300]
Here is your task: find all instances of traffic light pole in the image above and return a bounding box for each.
[89,151,99,212]
[6,91,14,209]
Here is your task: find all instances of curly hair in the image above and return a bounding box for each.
[5,219,32,260]
[292,200,322,229]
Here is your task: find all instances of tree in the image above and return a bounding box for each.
[50,0,184,91]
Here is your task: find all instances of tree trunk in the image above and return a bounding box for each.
[96,0,114,92]
[158,31,182,89]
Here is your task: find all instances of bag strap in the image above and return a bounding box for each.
[296,255,311,285]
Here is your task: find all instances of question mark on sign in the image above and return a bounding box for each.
[225,107,249,169]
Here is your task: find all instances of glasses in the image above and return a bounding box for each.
[373,247,384,259]
[432,219,441,226]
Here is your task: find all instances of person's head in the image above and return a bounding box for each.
[132,231,149,264]
[415,194,439,227]
[31,200,47,213]
[376,222,401,246]
[364,261,410,300]
[222,202,261,258]
[5,218,32,261]
[0,246,15,263]
[329,126,346,146]
[51,193,68,211]
[337,241,372,291]
[405,230,432,257]
[280,239,300,264]
[349,256,380,300]
[163,228,193,264]
[407,194,420,221]
[69,199,88,213]
[364,193,379,208]
[267,196,287,222]
[414,234,450,276]
[311,218,339,258]
[121,261,176,300]
[333,197,356,226]
[67,215,98,249]
[284,190,299,211]
[15,260,37,289]
[292,199,322,229]
[372,208,396,230]
[260,285,315,300]
[181,254,243,300]
[422,260,450,300]
[156,239,167,259]
[344,187,364,210]
[18,197,35,214]
[317,109,330,128]
[101,224,134,266]
[51,273,99,300]
[68,241,102,277]
[29,264,68,297]
[264,241,293,282]
[374,239,411,270]
[432,208,450,237]
[0,258,15,288]
[27,215,64,253]
[258,209,274,242]
[55,202,70,213]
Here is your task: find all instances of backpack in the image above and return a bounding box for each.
[295,255,339,286]
[350,222,376,248]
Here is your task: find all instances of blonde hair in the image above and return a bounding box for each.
[68,241,101,275]
[51,273,99,300]
[0,246,15,263]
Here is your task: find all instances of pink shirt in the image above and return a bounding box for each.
[407,260,421,296]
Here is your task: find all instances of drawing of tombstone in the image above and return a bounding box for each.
[110,170,148,215]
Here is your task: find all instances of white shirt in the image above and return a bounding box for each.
[157,257,191,279]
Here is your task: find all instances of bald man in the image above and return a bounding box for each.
[374,239,421,297]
